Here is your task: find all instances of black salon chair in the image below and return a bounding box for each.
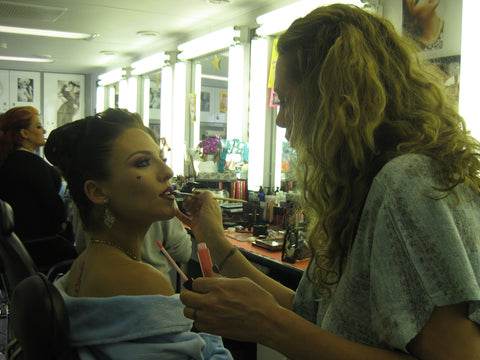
[0,200,37,300]
[8,272,80,360]
[0,199,75,289]
[0,199,75,351]
[0,199,38,352]
[22,233,77,275]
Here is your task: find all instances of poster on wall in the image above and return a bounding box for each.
[219,91,228,113]
[149,76,161,120]
[149,124,160,140]
[269,88,280,108]
[401,0,462,58]
[201,91,210,112]
[43,73,85,135]
[0,70,9,114]
[9,71,41,110]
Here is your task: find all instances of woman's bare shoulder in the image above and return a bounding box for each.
[67,256,175,297]
[121,261,175,296]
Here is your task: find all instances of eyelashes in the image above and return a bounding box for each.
[132,151,165,169]
[135,158,151,168]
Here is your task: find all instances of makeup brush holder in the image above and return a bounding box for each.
[252,224,268,237]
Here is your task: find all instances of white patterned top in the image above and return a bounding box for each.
[292,154,480,353]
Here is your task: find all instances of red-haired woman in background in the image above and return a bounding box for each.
[0,106,76,270]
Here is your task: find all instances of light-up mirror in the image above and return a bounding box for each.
[196,50,229,141]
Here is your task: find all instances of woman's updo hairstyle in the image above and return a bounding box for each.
[45,108,149,231]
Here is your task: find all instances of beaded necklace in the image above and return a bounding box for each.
[90,239,140,261]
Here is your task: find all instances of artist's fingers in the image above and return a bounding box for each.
[183,192,209,214]
[175,208,191,226]
[180,278,230,305]
[184,306,198,322]
[182,195,198,212]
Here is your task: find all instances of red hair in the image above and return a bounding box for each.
[0,106,39,166]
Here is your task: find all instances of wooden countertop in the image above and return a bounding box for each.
[225,231,309,271]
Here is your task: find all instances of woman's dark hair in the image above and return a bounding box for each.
[45,108,151,231]
[0,106,38,166]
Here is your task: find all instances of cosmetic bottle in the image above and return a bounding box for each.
[258,186,265,202]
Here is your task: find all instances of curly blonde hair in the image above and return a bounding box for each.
[277,4,480,294]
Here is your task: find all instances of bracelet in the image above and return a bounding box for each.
[217,246,237,271]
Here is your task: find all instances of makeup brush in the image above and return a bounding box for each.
[173,191,247,203]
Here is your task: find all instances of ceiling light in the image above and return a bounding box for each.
[207,0,231,4]
[256,0,365,36]
[131,52,168,75]
[34,53,52,57]
[201,74,228,81]
[0,55,54,63]
[137,30,159,38]
[178,26,239,60]
[0,25,97,40]
[98,68,126,86]
[100,50,117,57]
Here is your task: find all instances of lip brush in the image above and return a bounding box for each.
[156,241,193,290]
[173,191,247,203]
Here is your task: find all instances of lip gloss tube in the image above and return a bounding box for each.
[197,242,214,277]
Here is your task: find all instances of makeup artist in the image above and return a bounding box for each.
[178,4,480,360]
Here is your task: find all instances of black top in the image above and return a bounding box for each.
[0,150,66,240]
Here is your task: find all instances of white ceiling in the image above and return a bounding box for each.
[0,0,304,76]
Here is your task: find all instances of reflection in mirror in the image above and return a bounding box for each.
[109,83,118,109]
[197,50,229,142]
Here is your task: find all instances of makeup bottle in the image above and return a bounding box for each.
[258,186,265,202]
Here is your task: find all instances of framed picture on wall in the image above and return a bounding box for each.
[149,124,160,140]
[43,73,85,135]
[149,81,161,120]
[201,91,211,112]
[0,70,9,114]
[9,71,41,110]
[269,88,280,108]
[219,91,227,113]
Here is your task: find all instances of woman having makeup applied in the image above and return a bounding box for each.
[178,4,480,360]
[45,108,231,359]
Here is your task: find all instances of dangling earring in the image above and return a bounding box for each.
[104,200,115,228]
